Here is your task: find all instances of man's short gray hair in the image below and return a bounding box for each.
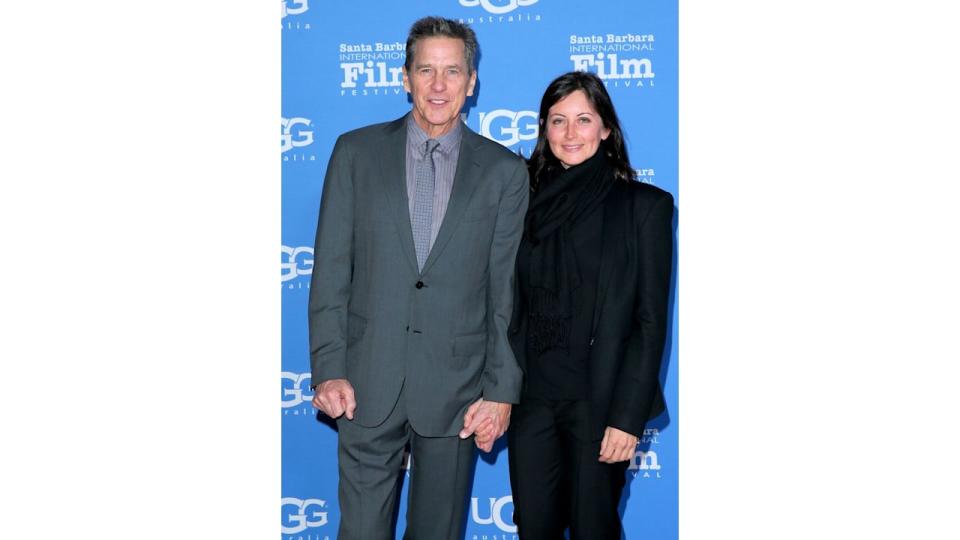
[404,16,479,74]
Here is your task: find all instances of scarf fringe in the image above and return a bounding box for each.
[529,287,571,356]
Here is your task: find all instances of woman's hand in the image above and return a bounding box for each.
[598,426,638,463]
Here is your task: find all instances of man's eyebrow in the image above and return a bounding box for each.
[414,61,464,69]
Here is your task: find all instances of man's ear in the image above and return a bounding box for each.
[466,70,477,97]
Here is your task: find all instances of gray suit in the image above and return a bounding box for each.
[308,114,528,538]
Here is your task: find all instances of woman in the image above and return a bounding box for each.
[507,71,673,539]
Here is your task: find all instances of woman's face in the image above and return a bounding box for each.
[545,89,611,169]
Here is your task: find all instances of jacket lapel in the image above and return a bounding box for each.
[377,116,419,275]
[591,183,626,337]
[419,127,483,275]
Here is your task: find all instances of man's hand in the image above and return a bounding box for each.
[460,398,512,453]
[312,378,357,420]
[598,426,638,463]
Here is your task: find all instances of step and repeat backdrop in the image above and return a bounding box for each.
[282,1,677,538]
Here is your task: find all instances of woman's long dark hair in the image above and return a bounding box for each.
[527,71,635,190]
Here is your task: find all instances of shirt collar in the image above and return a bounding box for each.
[406,112,462,156]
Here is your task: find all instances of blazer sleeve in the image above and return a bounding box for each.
[481,158,530,404]
[606,188,674,437]
[308,135,354,385]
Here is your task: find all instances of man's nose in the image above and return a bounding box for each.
[431,73,446,92]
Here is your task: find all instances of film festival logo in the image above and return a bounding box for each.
[282,245,313,290]
[281,497,330,538]
[635,166,656,185]
[569,32,656,89]
[468,109,538,153]
[282,117,317,162]
[281,372,315,416]
[339,39,406,97]
[471,495,517,538]
[281,0,310,30]
[457,0,542,25]
[627,428,663,479]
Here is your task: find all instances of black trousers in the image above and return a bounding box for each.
[507,396,629,540]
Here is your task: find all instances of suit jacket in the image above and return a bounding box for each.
[509,179,674,440]
[308,115,529,437]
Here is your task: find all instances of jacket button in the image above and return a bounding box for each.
[415,281,424,289]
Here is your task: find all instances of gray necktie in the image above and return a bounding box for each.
[412,139,440,270]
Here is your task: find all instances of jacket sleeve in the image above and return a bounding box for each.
[481,158,530,404]
[606,189,674,436]
[308,135,354,385]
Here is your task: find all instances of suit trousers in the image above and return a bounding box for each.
[336,384,475,540]
[508,396,629,540]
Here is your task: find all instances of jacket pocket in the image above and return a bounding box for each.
[453,332,486,357]
[452,332,486,370]
[462,204,497,223]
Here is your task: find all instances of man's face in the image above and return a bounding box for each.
[403,37,477,138]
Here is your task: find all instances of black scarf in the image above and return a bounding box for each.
[525,150,613,356]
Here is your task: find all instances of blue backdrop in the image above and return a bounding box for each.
[282,1,677,538]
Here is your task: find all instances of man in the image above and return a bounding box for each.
[308,16,528,540]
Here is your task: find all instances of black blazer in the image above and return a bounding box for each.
[508,179,674,440]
